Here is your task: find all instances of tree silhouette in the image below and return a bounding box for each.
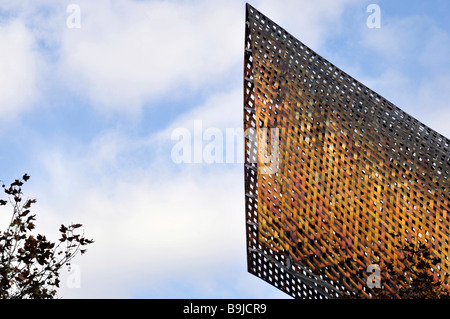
[341,241,450,299]
[371,242,450,299]
[0,174,93,298]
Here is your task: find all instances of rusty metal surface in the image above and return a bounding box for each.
[244,3,450,298]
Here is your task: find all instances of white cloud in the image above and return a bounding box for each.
[410,75,450,138]
[358,14,450,69]
[20,77,292,298]
[56,0,365,113]
[28,135,288,298]
[58,0,244,113]
[0,110,291,299]
[0,19,40,119]
[357,70,450,138]
[419,26,450,70]
[344,12,450,139]
[0,0,367,116]
[252,0,361,50]
[154,88,242,142]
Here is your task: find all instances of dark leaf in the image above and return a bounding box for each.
[59,224,68,233]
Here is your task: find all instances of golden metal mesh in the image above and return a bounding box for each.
[244,3,450,298]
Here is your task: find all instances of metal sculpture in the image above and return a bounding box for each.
[244,3,450,298]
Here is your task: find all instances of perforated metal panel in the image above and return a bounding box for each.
[244,3,450,299]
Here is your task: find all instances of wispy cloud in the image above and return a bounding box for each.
[28,127,284,298]
[252,0,362,50]
[359,14,450,137]
[0,19,40,119]
[58,0,244,113]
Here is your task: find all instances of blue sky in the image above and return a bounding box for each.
[0,0,448,298]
